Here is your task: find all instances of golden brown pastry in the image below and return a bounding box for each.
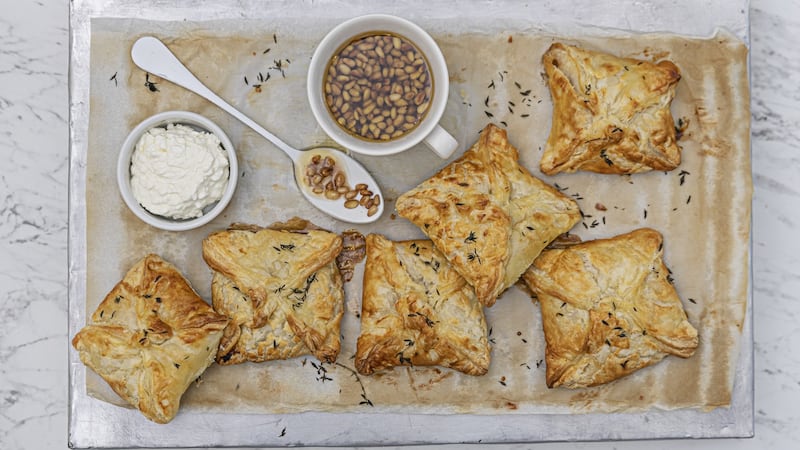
[541,43,682,175]
[71,254,228,423]
[522,228,698,388]
[202,224,344,365]
[249,217,366,282]
[356,234,490,376]
[396,124,582,306]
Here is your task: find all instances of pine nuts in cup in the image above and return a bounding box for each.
[308,14,458,158]
[323,33,433,142]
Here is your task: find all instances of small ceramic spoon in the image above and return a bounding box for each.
[131,36,384,224]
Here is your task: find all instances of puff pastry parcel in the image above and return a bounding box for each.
[72,254,228,423]
[522,228,698,388]
[356,234,490,376]
[541,43,682,175]
[396,124,582,306]
[202,224,344,365]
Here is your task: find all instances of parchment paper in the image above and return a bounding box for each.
[83,17,750,416]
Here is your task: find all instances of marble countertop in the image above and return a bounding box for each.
[1,1,798,448]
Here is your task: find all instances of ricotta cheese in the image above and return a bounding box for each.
[130,123,230,220]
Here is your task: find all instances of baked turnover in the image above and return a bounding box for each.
[72,254,228,423]
[356,234,490,376]
[522,228,698,388]
[541,43,682,174]
[396,124,582,306]
[202,224,344,365]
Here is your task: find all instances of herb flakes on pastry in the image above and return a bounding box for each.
[396,123,582,306]
[522,228,699,389]
[356,234,490,376]
[71,254,228,424]
[541,42,682,175]
[202,223,344,365]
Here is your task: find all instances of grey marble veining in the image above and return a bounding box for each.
[1,0,799,449]
[749,3,800,449]
[0,1,69,448]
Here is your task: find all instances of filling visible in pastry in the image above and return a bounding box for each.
[356,234,490,376]
[71,254,228,423]
[202,223,344,365]
[541,42,682,175]
[396,123,582,306]
[522,228,698,388]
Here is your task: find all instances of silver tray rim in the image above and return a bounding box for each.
[67,0,753,447]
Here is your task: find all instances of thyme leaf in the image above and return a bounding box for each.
[600,149,614,166]
[144,73,159,92]
[334,362,373,407]
[467,249,482,264]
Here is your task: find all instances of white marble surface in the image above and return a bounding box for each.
[1,0,798,448]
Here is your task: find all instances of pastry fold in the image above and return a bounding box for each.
[72,254,228,423]
[541,43,682,174]
[356,234,490,376]
[202,224,344,365]
[522,228,698,388]
[396,123,581,306]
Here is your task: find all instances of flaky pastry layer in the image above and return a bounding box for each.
[202,224,344,365]
[356,234,490,376]
[396,124,581,306]
[541,43,682,174]
[523,228,698,388]
[72,254,228,423]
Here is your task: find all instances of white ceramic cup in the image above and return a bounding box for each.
[307,14,457,159]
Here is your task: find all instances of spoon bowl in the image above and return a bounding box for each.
[130,36,384,224]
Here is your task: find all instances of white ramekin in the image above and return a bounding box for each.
[116,110,238,231]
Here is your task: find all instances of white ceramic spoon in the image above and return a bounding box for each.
[130,36,384,224]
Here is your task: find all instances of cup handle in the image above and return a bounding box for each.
[423,124,458,159]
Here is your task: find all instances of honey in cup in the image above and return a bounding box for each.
[323,32,433,142]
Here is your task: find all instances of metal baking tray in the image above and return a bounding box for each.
[68,0,753,447]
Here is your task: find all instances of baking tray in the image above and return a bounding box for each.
[68,0,754,447]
